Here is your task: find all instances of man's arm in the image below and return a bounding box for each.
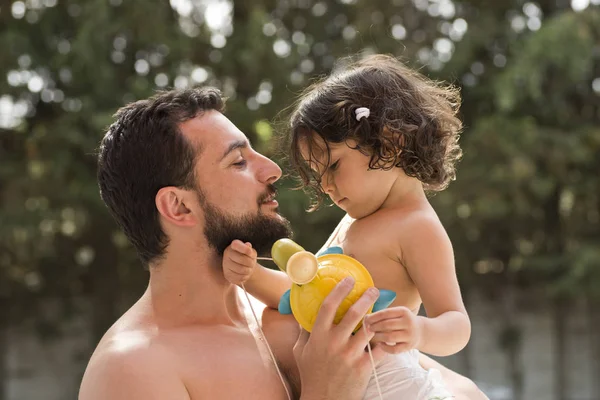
[79,347,190,400]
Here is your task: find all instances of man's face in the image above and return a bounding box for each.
[180,111,292,256]
[197,187,291,256]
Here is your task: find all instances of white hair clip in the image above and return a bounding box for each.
[355,107,370,121]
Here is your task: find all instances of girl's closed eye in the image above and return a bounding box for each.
[329,160,340,171]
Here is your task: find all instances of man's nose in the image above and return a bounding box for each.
[257,154,282,184]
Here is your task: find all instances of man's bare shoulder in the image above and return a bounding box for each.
[79,324,190,400]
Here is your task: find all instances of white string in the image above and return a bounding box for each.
[241,283,292,400]
[363,319,383,400]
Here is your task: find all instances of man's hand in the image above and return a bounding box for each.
[222,240,257,286]
[364,306,424,354]
[295,278,386,400]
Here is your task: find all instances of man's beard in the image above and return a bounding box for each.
[198,186,292,257]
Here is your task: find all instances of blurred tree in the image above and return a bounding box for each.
[432,4,600,399]
[0,0,599,398]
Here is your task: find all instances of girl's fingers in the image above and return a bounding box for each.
[227,251,256,266]
[225,260,253,275]
[364,307,409,325]
[377,342,412,354]
[368,318,406,332]
[231,240,255,257]
[226,268,250,277]
[371,330,409,344]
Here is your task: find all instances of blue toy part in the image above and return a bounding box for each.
[278,289,292,314]
[316,246,344,257]
[372,289,396,312]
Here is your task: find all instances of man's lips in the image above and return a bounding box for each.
[259,190,278,206]
[262,199,279,207]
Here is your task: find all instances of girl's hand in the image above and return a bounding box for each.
[364,306,424,354]
[222,240,257,286]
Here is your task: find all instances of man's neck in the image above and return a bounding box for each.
[142,242,246,329]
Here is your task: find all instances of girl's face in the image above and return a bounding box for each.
[299,134,403,219]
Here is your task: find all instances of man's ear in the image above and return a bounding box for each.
[155,187,197,227]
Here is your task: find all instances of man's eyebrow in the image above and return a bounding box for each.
[220,139,249,161]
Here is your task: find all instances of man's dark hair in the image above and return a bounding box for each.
[97,87,225,266]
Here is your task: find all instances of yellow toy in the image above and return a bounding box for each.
[271,239,396,333]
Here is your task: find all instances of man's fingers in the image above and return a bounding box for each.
[293,328,310,361]
[335,287,379,337]
[362,342,387,367]
[311,277,355,335]
[346,321,375,354]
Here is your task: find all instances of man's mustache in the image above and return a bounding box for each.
[257,184,278,204]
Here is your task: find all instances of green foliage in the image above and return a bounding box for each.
[0,0,599,380]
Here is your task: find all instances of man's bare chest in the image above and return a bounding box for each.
[176,328,290,399]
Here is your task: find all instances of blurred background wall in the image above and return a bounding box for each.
[0,0,599,399]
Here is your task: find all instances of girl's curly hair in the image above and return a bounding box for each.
[287,54,463,210]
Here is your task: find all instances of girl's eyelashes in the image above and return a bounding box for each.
[329,160,340,171]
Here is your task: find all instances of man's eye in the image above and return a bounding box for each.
[233,160,247,167]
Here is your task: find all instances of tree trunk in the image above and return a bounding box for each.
[508,345,523,400]
[500,280,524,400]
[552,298,568,400]
[0,295,9,400]
[588,296,600,398]
[544,184,568,400]
[87,219,121,345]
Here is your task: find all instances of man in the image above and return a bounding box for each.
[79,87,385,399]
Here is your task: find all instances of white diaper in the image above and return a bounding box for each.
[363,350,453,400]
